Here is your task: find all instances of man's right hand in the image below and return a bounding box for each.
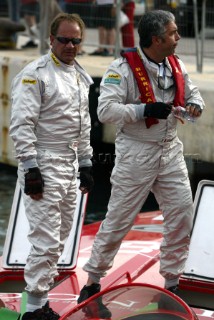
[144,102,172,119]
[24,167,44,200]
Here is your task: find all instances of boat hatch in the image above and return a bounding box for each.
[2,179,87,270]
[184,180,214,281]
[179,180,214,310]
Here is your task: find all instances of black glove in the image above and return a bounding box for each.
[144,102,172,119]
[24,167,44,195]
[79,167,94,193]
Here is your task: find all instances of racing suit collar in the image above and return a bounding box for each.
[49,50,75,71]
[48,50,93,85]
[137,47,173,77]
[142,49,165,66]
[74,60,94,85]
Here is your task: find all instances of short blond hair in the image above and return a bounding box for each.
[50,13,85,38]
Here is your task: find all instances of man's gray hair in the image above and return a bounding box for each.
[138,10,175,48]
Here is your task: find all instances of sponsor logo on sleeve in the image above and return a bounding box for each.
[104,73,121,85]
[22,79,37,85]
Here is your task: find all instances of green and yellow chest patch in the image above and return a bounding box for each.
[104,73,121,85]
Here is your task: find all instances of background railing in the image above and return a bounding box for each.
[1,0,214,72]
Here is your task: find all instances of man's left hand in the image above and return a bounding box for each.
[79,167,94,194]
[186,103,202,118]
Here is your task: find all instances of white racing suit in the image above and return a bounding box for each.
[83,47,205,284]
[10,51,93,296]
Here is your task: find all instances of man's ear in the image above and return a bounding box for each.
[50,34,54,46]
[152,35,162,46]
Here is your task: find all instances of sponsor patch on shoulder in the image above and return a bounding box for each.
[104,73,121,85]
[22,79,37,85]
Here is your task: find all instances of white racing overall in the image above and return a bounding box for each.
[83,47,205,283]
[10,51,93,296]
